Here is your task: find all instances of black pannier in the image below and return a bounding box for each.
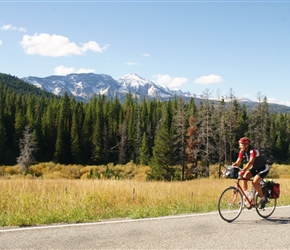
[223,166,240,179]
[266,181,280,199]
[261,180,280,199]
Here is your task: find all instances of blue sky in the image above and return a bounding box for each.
[1,1,290,106]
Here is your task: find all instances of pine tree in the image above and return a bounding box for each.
[106,97,122,163]
[92,97,105,164]
[139,132,150,165]
[70,110,81,163]
[214,97,227,176]
[118,118,127,164]
[40,100,58,162]
[54,93,71,164]
[186,116,198,179]
[149,105,174,181]
[0,81,6,164]
[173,97,188,180]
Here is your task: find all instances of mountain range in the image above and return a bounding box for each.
[21,72,290,113]
[21,72,196,103]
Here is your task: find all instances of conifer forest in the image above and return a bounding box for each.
[0,73,290,180]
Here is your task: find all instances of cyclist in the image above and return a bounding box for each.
[232,137,269,208]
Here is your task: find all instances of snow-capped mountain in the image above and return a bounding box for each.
[18,72,290,113]
[22,72,197,102]
[22,73,121,102]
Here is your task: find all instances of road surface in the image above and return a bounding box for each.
[1,206,290,249]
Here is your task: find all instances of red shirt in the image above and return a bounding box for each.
[238,145,267,169]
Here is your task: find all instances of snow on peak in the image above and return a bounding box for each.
[117,73,152,87]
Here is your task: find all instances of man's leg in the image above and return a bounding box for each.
[252,175,263,197]
[242,171,252,191]
[253,175,267,208]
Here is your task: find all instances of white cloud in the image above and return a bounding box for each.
[267,97,277,103]
[81,41,109,53]
[242,94,251,98]
[194,74,224,85]
[20,33,109,57]
[142,53,151,57]
[267,97,290,107]
[0,24,26,32]
[54,65,95,75]
[152,74,188,88]
[126,61,140,66]
[0,39,2,46]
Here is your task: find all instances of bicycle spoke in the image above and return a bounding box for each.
[218,187,243,222]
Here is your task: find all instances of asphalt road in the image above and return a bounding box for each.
[1,206,290,249]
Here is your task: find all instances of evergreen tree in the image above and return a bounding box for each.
[106,97,122,163]
[14,105,26,152]
[118,118,127,164]
[70,109,81,164]
[126,97,138,162]
[80,96,96,164]
[0,81,7,164]
[275,113,289,161]
[248,92,264,148]
[134,104,142,164]
[225,90,241,163]
[139,132,150,165]
[186,116,198,179]
[54,93,72,164]
[92,96,105,164]
[214,97,227,176]
[149,106,174,181]
[40,99,58,162]
[173,97,188,180]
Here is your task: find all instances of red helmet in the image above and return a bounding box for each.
[239,137,251,144]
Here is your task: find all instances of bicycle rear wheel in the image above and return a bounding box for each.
[255,194,276,218]
[218,186,243,222]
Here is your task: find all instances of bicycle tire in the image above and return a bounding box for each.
[255,193,276,218]
[218,186,243,222]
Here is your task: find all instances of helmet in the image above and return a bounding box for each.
[239,137,251,144]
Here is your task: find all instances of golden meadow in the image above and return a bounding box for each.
[1,162,290,227]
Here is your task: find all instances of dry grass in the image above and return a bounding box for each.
[0,178,289,227]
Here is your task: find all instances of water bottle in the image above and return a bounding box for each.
[243,190,250,207]
[250,187,256,199]
[244,190,251,198]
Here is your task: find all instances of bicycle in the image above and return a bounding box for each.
[218,166,277,222]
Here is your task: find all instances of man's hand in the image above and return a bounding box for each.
[239,170,245,176]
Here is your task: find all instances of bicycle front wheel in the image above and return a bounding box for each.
[255,194,276,218]
[218,186,243,222]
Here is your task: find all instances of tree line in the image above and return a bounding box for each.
[0,74,290,180]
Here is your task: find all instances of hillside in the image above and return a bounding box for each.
[0,73,56,99]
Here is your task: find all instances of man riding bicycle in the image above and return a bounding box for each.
[232,137,269,208]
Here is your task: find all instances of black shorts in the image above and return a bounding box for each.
[249,164,269,179]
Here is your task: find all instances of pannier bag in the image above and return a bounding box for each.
[265,180,280,199]
[223,166,240,179]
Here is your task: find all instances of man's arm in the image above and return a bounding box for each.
[232,158,242,167]
[243,156,255,171]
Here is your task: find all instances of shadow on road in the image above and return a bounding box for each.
[261,217,290,224]
[235,217,290,225]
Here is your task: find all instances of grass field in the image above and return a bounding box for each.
[0,178,289,227]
